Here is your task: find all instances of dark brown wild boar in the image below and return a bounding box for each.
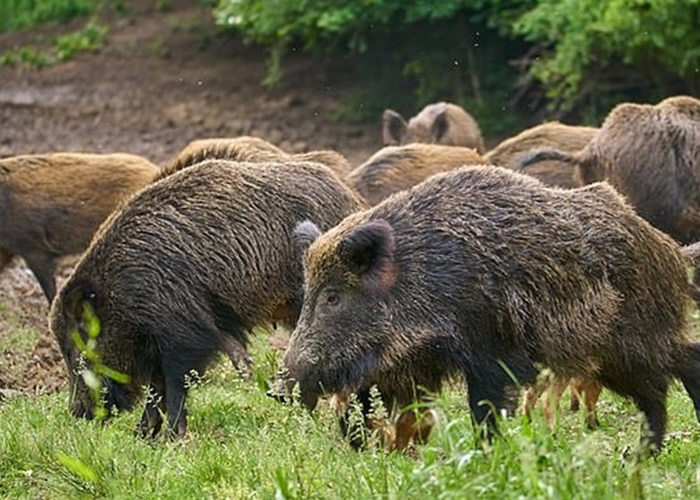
[513,96,700,244]
[347,144,486,205]
[0,153,159,302]
[162,136,352,180]
[49,159,362,439]
[382,102,485,153]
[282,165,700,454]
[485,122,597,188]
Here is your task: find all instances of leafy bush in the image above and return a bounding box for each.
[55,21,108,61]
[0,0,97,32]
[214,0,699,125]
[0,21,108,68]
[513,0,700,111]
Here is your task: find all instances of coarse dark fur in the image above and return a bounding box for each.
[382,102,485,153]
[512,96,700,244]
[485,122,597,188]
[283,165,700,453]
[49,159,363,438]
[347,144,486,205]
[161,136,352,180]
[0,153,159,302]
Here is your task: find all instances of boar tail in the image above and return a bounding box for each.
[509,148,578,172]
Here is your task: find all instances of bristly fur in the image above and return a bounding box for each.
[49,159,363,438]
[382,102,485,153]
[512,95,700,245]
[485,121,597,188]
[347,143,486,205]
[284,164,697,453]
[160,136,352,181]
[0,152,158,302]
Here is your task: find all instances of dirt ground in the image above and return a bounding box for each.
[0,1,381,395]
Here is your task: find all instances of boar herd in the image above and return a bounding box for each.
[2,96,700,456]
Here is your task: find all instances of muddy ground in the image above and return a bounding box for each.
[0,1,381,395]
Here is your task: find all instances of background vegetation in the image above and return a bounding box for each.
[3,0,698,135]
[214,0,700,134]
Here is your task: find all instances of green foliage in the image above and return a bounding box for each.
[0,0,98,32]
[1,20,108,68]
[1,332,700,497]
[54,21,108,61]
[214,0,698,123]
[513,0,700,110]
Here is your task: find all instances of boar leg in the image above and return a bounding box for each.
[338,388,372,449]
[581,379,602,429]
[23,251,58,303]
[137,370,166,439]
[466,354,537,440]
[542,376,570,430]
[221,335,253,379]
[160,360,189,439]
[391,408,437,451]
[629,379,668,455]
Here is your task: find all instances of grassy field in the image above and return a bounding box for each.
[1,325,699,499]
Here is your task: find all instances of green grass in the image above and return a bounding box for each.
[0,20,108,68]
[0,0,97,33]
[1,332,699,499]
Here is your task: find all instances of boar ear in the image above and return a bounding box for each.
[431,110,450,142]
[382,109,407,145]
[341,220,396,288]
[295,220,322,254]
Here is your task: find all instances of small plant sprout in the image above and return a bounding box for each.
[69,300,130,421]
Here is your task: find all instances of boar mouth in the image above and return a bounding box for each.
[270,351,380,411]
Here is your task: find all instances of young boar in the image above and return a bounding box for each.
[382,102,485,153]
[0,153,159,302]
[283,165,700,453]
[49,160,362,438]
[513,96,700,244]
[485,122,598,188]
[162,136,352,180]
[347,144,486,205]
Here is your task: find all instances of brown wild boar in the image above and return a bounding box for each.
[282,165,700,453]
[347,144,486,205]
[49,159,362,439]
[382,102,485,153]
[513,96,700,244]
[0,153,159,302]
[162,136,352,180]
[485,122,598,188]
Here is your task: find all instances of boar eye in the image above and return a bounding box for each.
[326,292,340,307]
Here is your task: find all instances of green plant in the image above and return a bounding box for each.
[0,0,98,32]
[54,20,108,61]
[213,0,698,123]
[1,20,108,68]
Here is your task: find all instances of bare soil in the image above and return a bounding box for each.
[0,1,380,395]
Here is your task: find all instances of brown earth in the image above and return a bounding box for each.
[0,1,381,395]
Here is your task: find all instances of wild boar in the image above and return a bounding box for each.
[347,144,486,205]
[382,102,485,153]
[49,159,363,439]
[283,165,700,453]
[513,96,700,244]
[162,136,352,180]
[0,153,159,302]
[485,122,598,188]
